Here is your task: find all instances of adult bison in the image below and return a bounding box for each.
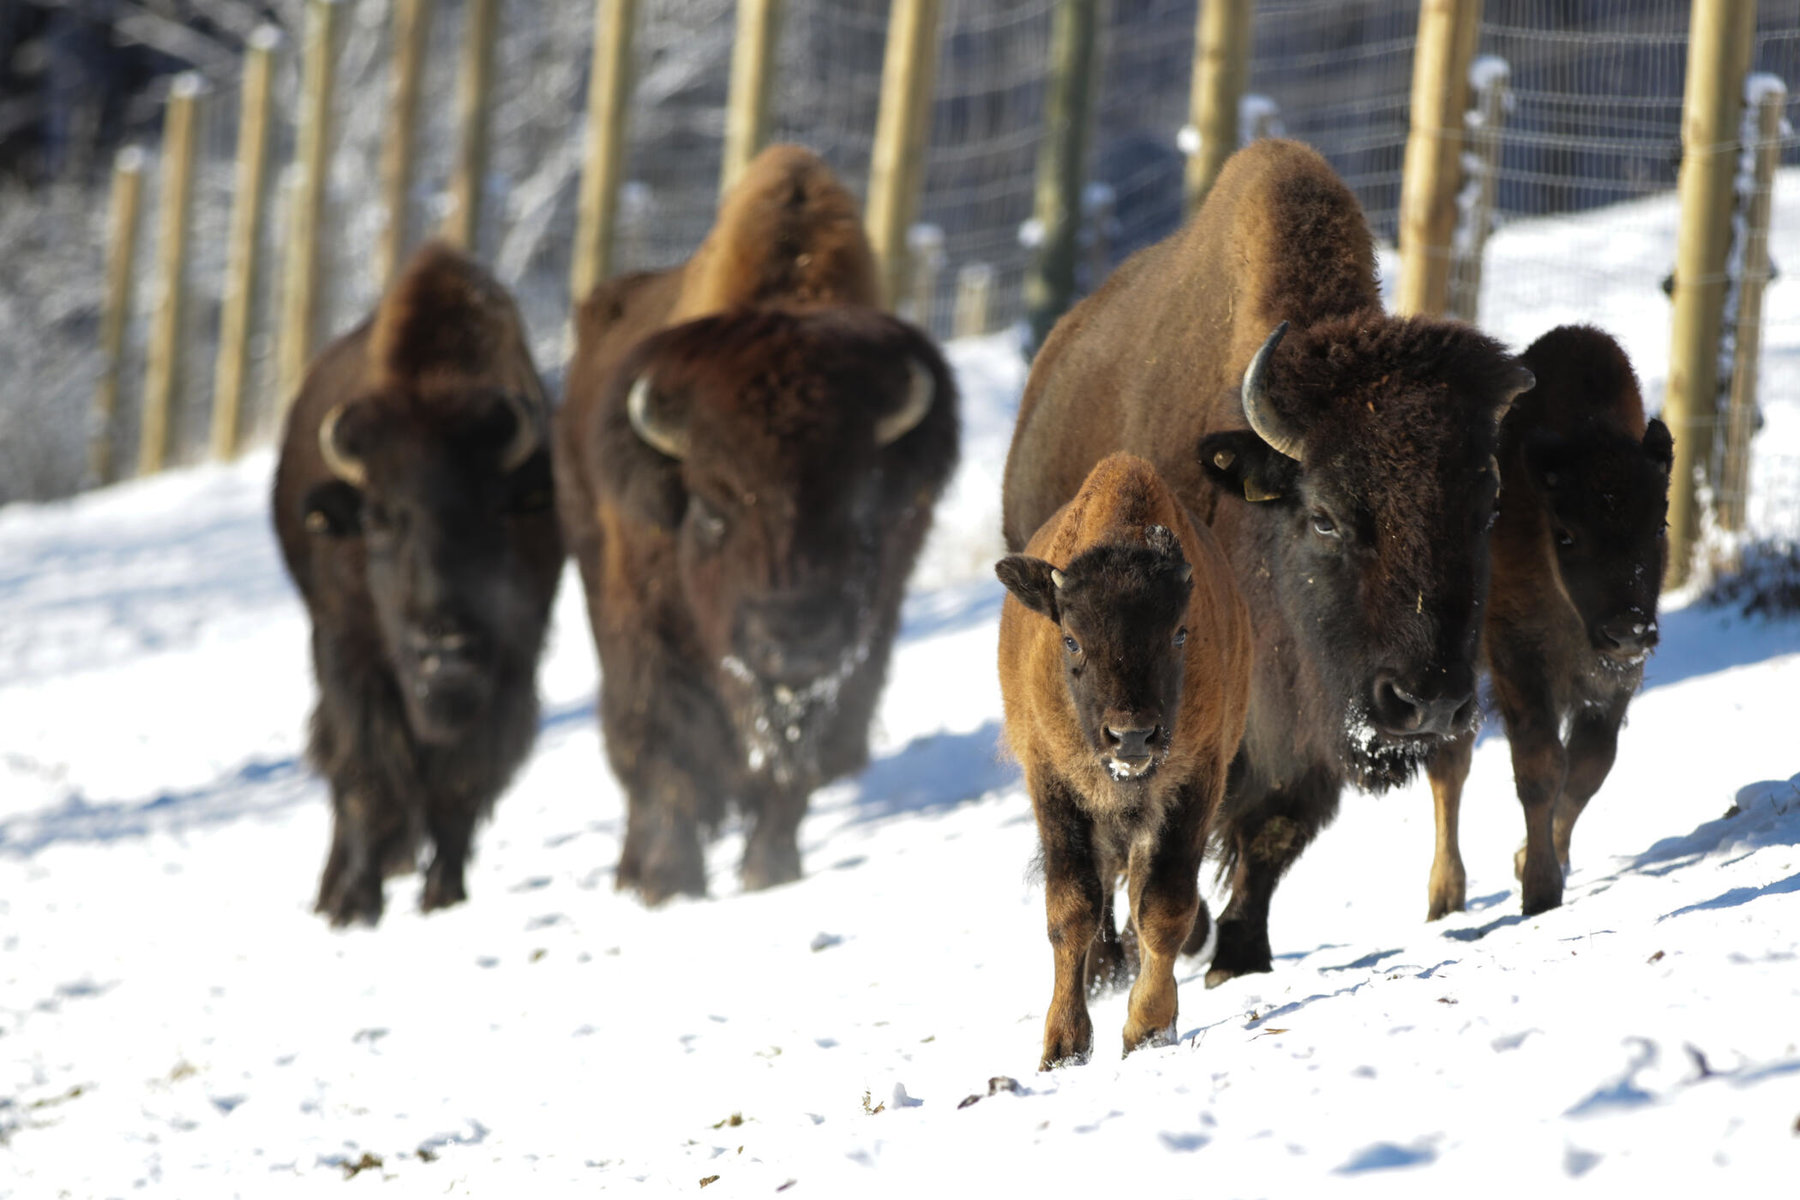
[1425,325,1671,920]
[1003,138,1534,985]
[557,144,958,904]
[272,241,563,926]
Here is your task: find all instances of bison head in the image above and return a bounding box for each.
[1521,418,1672,665]
[1199,318,1535,787]
[998,527,1194,783]
[608,307,956,781]
[307,386,553,744]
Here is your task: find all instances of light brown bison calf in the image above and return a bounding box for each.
[997,453,1252,1069]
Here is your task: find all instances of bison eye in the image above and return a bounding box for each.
[1309,510,1340,539]
[1555,526,1574,548]
[1062,635,1081,655]
[1173,627,1188,648]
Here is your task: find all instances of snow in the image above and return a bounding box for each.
[5,191,1800,1197]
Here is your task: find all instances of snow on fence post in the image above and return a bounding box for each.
[1024,0,1101,356]
[443,0,499,252]
[905,223,946,332]
[1396,0,1483,318]
[866,0,943,311]
[211,27,280,462]
[1717,74,1789,535]
[721,0,784,198]
[953,263,994,339]
[139,73,206,477]
[572,0,639,304]
[376,0,434,289]
[1664,0,1757,587]
[1446,55,1510,324]
[90,147,146,487]
[1182,0,1254,215]
[277,0,344,412]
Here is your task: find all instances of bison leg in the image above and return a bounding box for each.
[1501,710,1568,917]
[1550,696,1627,874]
[1425,732,1474,921]
[1034,772,1102,1070]
[602,659,722,905]
[420,800,476,913]
[315,786,411,927]
[1085,879,1133,995]
[1121,790,1206,1056]
[1206,780,1327,988]
[741,783,805,892]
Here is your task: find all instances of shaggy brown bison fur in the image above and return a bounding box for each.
[1426,325,1672,919]
[1003,139,1534,986]
[556,144,959,904]
[999,453,1251,1068]
[271,241,563,925]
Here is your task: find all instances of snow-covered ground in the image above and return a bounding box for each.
[4,186,1799,1197]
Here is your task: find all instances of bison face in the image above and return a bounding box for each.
[1200,321,1534,787]
[314,388,552,744]
[1523,418,1672,666]
[614,309,953,781]
[998,529,1194,783]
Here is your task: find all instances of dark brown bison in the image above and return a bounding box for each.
[272,241,563,926]
[998,453,1251,1069]
[1426,325,1671,919]
[556,144,959,904]
[1003,138,1534,986]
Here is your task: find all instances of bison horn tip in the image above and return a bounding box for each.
[1050,568,1066,590]
[318,403,367,489]
[875,358,935,447]
[627,373,689,461]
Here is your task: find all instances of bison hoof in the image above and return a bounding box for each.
[420,866,468,913]
[617,849,707,907]
[1203,917,1272,988]
[1425,871,1467,922]
[315,874,384,928]
[740,840,802,893]
[1122,1020,1178,1058]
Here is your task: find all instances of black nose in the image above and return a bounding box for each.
[1370,673,1474,738]
[738,599,852,685]
[1105,725,1158,759]
[1596,610,1658,656]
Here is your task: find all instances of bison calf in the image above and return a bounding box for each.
[998,453,1251,1069]
[1426,325,1672,919]
[272,242,563,925]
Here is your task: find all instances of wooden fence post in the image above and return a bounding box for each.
[1024,0,1100,354]
[210,27,279,461]
[1446,55,1510,324]
[1663,0,1757,586]
[866,0,943,310]
[1396,0,1483,318]
[572,0,639,303]
[443,0,498,251]
[1183,0,1254,214]
[139,73,205,477]
[721,0,784,197]
[953,262,994,339]
[278,0,343,409]
[905,222,945,330]
[377,0,434,288]
[90,147,146,486]
[1717,75,1786,534]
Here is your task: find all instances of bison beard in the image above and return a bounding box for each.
[272,242,563,926]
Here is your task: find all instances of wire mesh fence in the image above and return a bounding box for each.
[1,0,1796,544]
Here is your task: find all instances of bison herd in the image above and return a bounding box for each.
[272,140,1673,1068]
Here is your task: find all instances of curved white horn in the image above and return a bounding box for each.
[875,358,935,447]
[318,403,366,489]
[627,374,688,461]
[1241,321,1306,463]
[499,391,539,473]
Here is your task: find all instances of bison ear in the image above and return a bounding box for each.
[996,555,1060,621]
[1642,418,1673,473]
[301,480,363,537]
[1198,431,1297,504]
